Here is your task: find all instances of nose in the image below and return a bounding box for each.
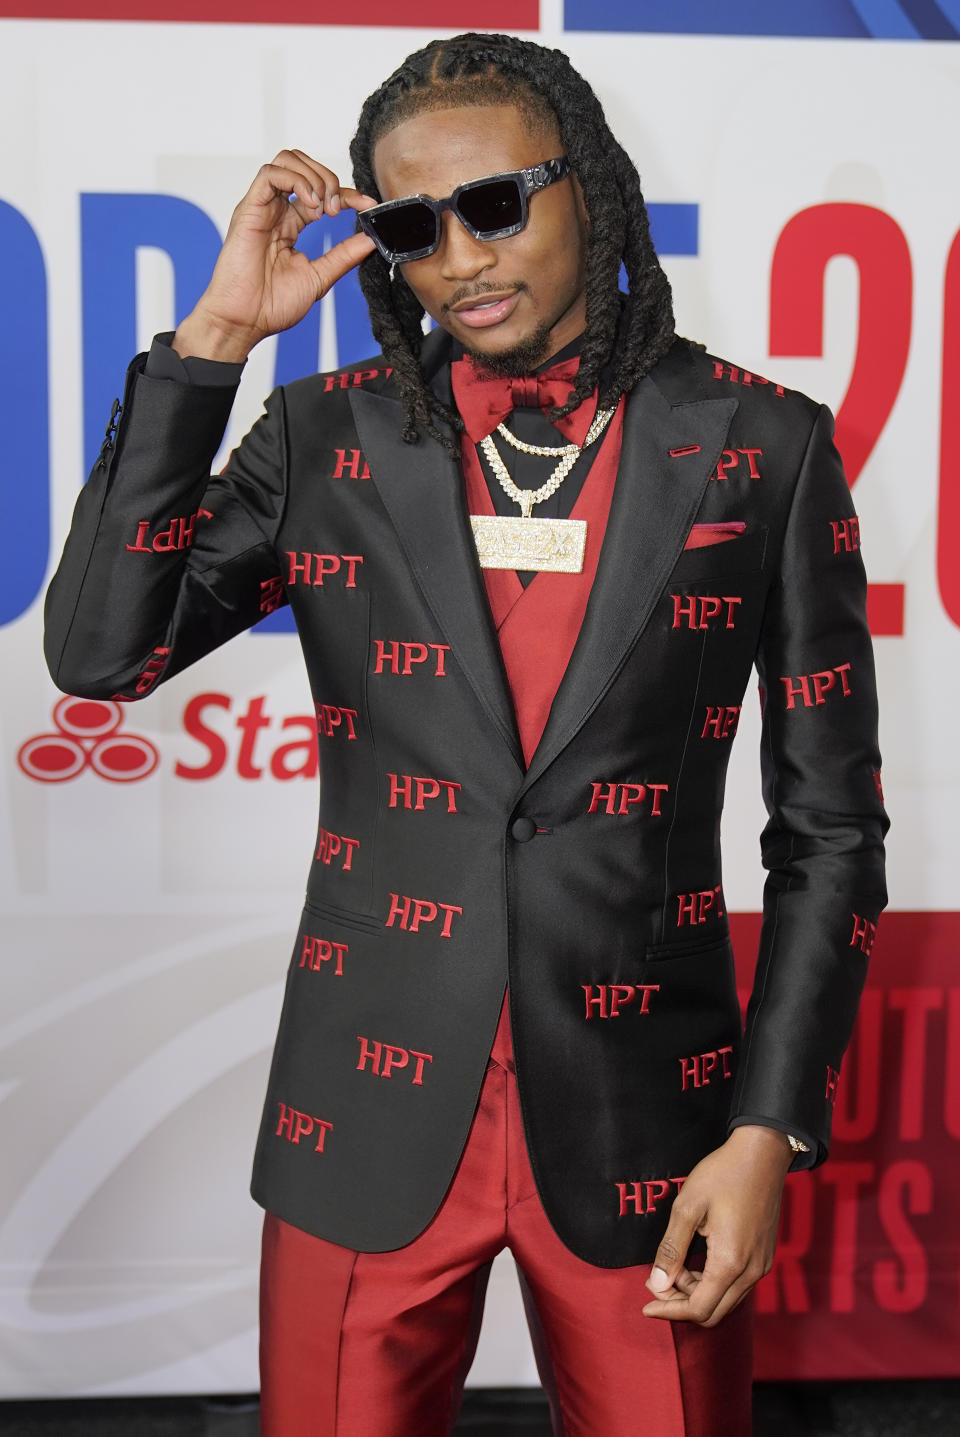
[438,210,498,281]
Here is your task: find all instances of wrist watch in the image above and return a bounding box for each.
[786,1134,810,1154]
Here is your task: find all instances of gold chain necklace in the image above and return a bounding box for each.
[470,406,617,574]
[480,407,616,518]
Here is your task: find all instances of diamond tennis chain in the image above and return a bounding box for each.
[479,407,617,519]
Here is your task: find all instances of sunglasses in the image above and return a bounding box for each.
[358,157,571,264]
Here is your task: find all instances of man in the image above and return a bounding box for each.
[44,31,887,1437]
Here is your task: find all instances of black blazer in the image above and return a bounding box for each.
[44,332,887,1267]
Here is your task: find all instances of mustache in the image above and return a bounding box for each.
[442,280,528,313]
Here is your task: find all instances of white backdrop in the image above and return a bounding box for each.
[1,0,955,1396]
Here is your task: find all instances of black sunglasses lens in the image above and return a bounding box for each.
[457,178,523,235]
[370,201,438,258]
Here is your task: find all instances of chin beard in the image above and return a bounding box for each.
[465,320,553,378]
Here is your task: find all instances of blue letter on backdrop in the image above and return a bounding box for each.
[81,194,223,475]
[0,202,49,626]
[272,208,377,385]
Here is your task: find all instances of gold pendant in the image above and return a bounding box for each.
[469,515,588,573]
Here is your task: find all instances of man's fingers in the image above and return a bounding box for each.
[673,1266,702,1297]
[284,153,378,217]
[641,1280,750,1327]
[341,188,380,213]
[704,1277,756,1327]
[679,1262,739,1324]
[244,163,325,215]
[290,189,378,235]
[278,150,343,215]
[642,1263,700,1301]
[285,193,321,228]
[645,1201,701,1296]
[244,155,347,223]
[643,1247,762,1326]
[309,231,378,295]
[239,150,380,233]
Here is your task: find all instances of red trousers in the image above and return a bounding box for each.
[259,1004,753,1436]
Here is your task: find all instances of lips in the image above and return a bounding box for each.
[448,291,521,329]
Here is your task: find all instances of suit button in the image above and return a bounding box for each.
[511,817,537,842]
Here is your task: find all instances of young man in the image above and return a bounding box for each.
[44,32,887,1437]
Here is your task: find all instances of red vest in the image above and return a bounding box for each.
[460,399,626,1068]
[460,398,626,767]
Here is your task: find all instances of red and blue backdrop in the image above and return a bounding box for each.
[0,0,955,1397]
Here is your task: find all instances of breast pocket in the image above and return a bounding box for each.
[669,524,767,584]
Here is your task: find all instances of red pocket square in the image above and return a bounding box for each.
[683,521,747,550]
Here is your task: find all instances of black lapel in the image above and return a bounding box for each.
[350,385,524,771]
[520,366,739,794]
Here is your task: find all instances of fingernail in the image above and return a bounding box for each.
[329,192,340,214]
[311,189,321,206]
[648,1266,672,1293]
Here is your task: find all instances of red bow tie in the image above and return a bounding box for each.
[450,354,598,447]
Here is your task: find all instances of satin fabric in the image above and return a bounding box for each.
[259,1002,754,1436]
[450,354,597,444]
[46,333,887,1260]
[259,397,753,1435]
[461,397,625,765]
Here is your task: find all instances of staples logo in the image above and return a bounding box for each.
[18,697,159,783]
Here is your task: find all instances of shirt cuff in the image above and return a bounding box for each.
[727,1115,821,1171]
[145,332,245,388]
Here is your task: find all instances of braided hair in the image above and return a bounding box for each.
[349,32,677,452]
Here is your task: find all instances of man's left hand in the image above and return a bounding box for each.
[641,1125,795,1327]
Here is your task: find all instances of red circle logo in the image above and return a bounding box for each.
[53,696,122,739]
[18,698,159,783]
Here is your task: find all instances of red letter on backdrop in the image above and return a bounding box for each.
[939,228,960,628]
[176,692,230,779]
[769,203,910,636]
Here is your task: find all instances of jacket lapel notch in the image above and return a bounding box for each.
[350,387,523,770]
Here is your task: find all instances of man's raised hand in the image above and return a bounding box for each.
[173,150,378,364]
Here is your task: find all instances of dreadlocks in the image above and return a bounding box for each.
[349,32,677,453]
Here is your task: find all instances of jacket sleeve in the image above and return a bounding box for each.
[728,403,889,1163]
[44,353,289,700]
